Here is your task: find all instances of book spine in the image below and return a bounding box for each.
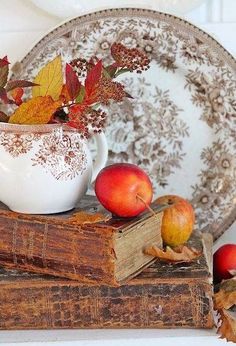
[0,215,116,284]
[0,280,214,329]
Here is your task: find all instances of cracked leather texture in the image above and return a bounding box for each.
[0,234,214,329]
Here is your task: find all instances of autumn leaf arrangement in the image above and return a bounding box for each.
[0,43,150,136]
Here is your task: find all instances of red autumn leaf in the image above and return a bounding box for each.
[85,60,102,101]
[0,57,9,88]
[0,86,10,104]
[67,118,87,132]
[0,56,9,68]
[65,63,81,100]
[5,80,38,92]
[0,64,8,88]
[0,111,8,122]
[67,104,88,133]
[66,120,80,129]
[11,87,24,106]
[68,104,86,120]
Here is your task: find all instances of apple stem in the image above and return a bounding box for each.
[136,194,156,216]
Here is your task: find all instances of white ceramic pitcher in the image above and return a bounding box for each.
[0,123,108,214]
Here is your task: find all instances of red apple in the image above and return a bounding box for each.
[213,244,236,283]
[95,163,153,217]
[155,195,195,247]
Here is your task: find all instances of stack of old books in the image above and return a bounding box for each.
[0,196,213,329]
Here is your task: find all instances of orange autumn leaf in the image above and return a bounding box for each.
[145,244,202,263]
[69,211,109,225]
[9,96,61,124]
[32,56,63,101]
[10,87,23,105]
[59,84,71,103]
[216,309,236,343]
[214,279,236,342]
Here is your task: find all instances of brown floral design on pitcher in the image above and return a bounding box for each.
[32,130,87,180]
[0,132,40,157]
[0,129,87,181]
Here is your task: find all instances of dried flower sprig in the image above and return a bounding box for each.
[70,58,93,78]
[111,42,150,73]
[0,42,150,138]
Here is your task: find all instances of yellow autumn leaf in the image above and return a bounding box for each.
[32,56,63,100]
[9,96,61,124]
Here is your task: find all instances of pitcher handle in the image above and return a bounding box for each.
[91,132,108,183]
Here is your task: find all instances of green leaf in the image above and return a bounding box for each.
[103,65,117,79]
[115,68,131,78]
[92,103,100,110]
[76,86,85,104]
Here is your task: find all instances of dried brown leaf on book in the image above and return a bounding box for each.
[69,211,110,224]
[145,244,202,263]
[214,278,236,343]
[214,278,236,310]
[215,309,236,342]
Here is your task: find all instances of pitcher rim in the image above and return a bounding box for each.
[0,123,78,134]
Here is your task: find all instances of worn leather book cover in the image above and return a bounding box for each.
[0,196,163,285]
[0,234,213,330]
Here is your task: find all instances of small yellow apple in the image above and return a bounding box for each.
[156,195,195,247]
